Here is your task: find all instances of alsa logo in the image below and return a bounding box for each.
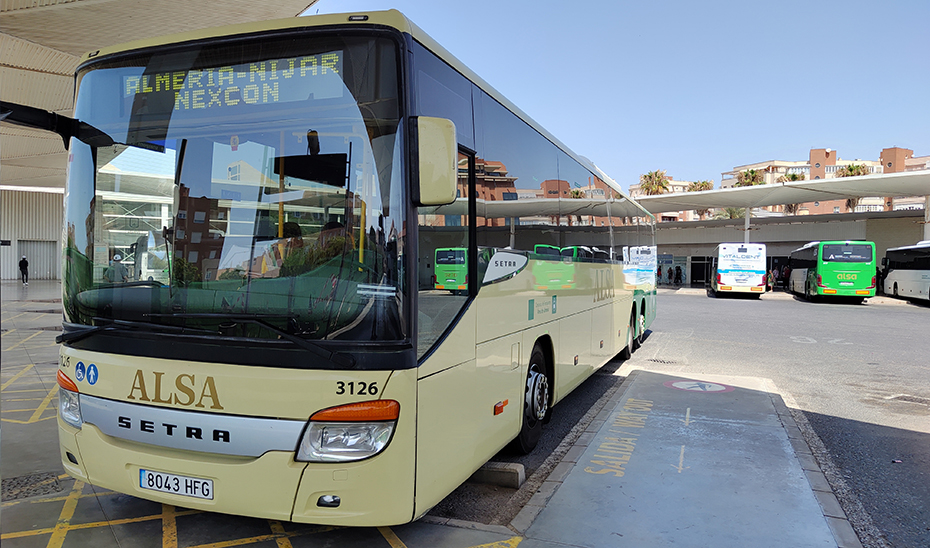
[127,370,224,410]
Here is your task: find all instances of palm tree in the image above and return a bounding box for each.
[775,173,805,214]
[734,169,764,187]
[835,164,870,211]
[639,170,670,195]
[687,180,713,192]
[835,164,870,178]
[686,180,713,219]
[713,207,747,220]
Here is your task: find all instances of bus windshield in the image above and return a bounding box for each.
[61,34,407,360]
[822,244,872,262]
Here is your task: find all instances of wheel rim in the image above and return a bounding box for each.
[526,365,548,422]
[638,314,646,341]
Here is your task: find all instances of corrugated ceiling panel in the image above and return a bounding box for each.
[0,66,73,110]
[0,132,66,159]
[0,33,79,73]
[1,0,316,56]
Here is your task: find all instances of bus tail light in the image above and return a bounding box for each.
[57,370,83,429]
[296,400,399,462]
[716,274,721,284]
[816,275,824,288]
[869,276,876,289]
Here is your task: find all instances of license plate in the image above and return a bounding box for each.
[140,469,213,500]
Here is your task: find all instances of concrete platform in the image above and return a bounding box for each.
[511,369,859,548]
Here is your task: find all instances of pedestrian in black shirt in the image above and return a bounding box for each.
[19,255,29,285]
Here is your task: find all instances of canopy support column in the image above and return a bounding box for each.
[925,196,929,241]
[744,208,751,244]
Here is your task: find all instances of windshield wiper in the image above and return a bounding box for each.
[146,313,357,368]
[56,318,217,345]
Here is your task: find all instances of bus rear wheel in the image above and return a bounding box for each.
[620,314,634,360]
[514,346,550,454]
[634,311,646,348]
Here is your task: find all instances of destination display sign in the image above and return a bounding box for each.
[122,51,344,112]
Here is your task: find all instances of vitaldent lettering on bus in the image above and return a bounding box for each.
[122,52,343,111]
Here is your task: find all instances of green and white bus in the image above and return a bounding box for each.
[433,247,467,294]
[787,241,877,302]
[706,243,767,298]
[6,10,655,527]
[882,241,930,302]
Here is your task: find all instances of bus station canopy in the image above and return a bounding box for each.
[634,171,930,215]
[1,0,317,190]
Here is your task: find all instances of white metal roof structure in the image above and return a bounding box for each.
[0,0,317,190]
[634,171,930,214]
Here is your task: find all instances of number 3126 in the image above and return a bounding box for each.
[335,381,378,395]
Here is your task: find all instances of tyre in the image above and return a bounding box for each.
[514,346,550,454]
[634,311,646,349]
[619,314,633,360]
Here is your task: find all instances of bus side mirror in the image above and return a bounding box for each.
[415,116,457,206]
[881,257,888,267]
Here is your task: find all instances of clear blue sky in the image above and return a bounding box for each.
[308,0,929,192]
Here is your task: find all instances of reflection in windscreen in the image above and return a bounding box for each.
[62,35,407,348]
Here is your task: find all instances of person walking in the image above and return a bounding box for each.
[19,255,29,285]
[104,254,129,283]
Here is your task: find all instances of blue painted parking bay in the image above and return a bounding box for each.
[519,370,847,548]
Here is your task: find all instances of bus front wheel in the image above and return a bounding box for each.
[514,346,550,454]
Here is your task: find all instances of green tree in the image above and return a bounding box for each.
[639,170,670,195]
[734,169,764,187]
[775,173,805,214]
[835,164,870,211]
[713,207,747,220]
[686,180,714,219]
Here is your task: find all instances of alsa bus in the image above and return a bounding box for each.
[706,243,767,298]
[433,247,467,294]
[882,241,930,302]
[787,241,877,302]
[22,10,656,527]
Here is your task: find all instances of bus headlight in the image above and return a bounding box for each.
[57,371,83,429]
[296,400,399,462]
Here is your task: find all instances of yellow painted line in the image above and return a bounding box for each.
[46,480,83,548]
[2,397,50,402]
[28,386,58,423]
[471,537,524,548]
[1,415,56,424]
[1,486,118,509]
[162,504,179,548]
[671,445,689,473]
[680,407,691,426]
[1,508,203,539]
[0,388,49,393]
[378,527,408,548]
[187,525,339,548]
[1,364,35,390]
[1,328,17,336]
[4,312,28,321]
[269,520,294,548]
[5,331,42,351]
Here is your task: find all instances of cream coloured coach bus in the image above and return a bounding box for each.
[5,10,656,526]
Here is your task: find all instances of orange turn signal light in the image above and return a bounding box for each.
[57,370,79,393]
[310,400,400,422]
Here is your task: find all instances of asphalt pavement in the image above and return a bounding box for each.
[2,281,868,548]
